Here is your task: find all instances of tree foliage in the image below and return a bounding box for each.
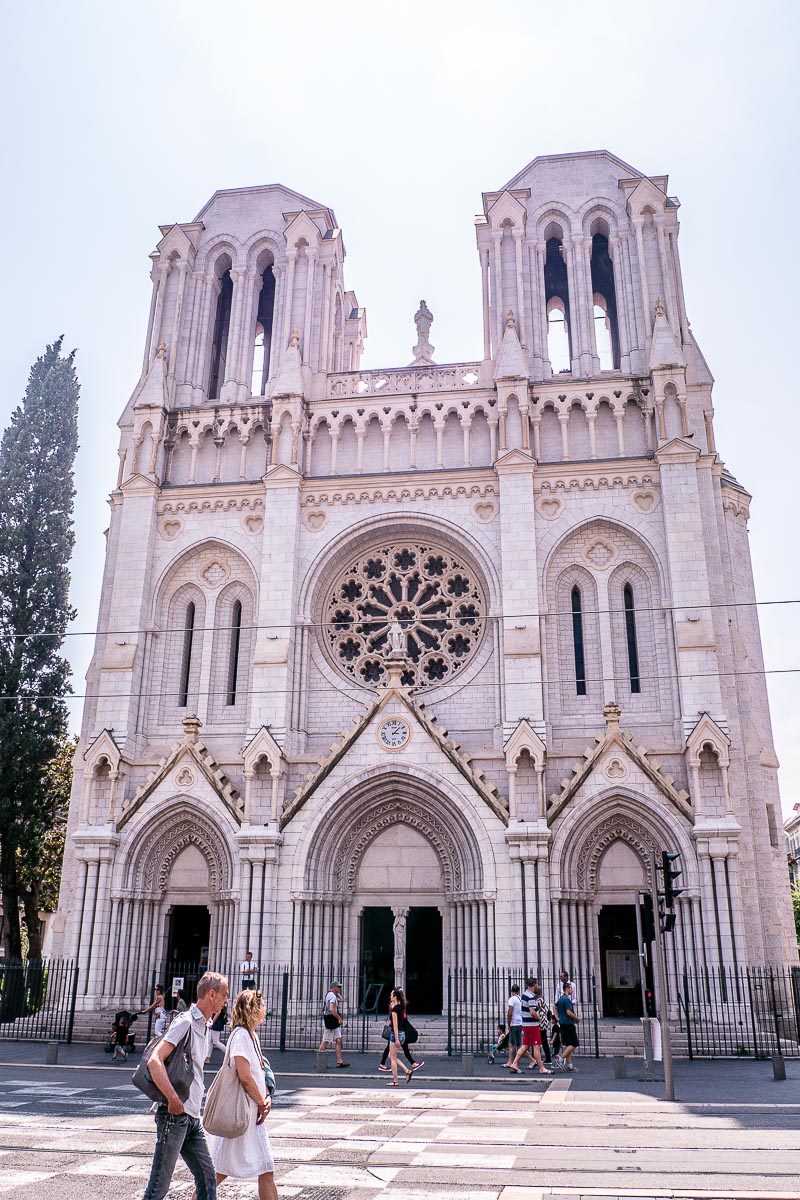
[792,884,800,946]
[0,338,79,960]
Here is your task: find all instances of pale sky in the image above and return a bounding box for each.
[1,0,798,816]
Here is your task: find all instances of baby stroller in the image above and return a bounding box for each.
[487,1025,509,1064]
[108,1010,139,1060]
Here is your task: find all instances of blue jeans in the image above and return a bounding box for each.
[141,1110,216,1200]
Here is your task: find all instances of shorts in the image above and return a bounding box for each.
[320,1025,342,1045]
[508,1025,522,1049]
[559,1023,579,1048]
[522,1025,542,1047]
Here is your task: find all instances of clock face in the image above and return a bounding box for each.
[378,716,410,750]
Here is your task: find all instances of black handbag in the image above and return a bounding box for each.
[380,1022,392,1040]
[323,1013,340,1030]
[404,1019,419,1045]
[131,1028,193,1104]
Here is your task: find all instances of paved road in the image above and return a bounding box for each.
[0,1052,798,1199]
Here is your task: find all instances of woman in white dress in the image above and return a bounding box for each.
[205,988,276,1200]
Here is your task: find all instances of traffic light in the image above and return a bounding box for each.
[640,893,655,943]
[661,851,683,908]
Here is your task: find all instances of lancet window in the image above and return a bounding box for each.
[251,262,276,396]
[623,582,641,693]
[589,226,620,370]
[208,262,233,400]
[544,225,572,372]
[571,585,587,696]
[179,601,196,709]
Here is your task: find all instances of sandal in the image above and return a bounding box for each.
[509,1066,521,1073]
[386,1080,399,1087]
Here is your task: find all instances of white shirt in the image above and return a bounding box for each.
[507,994,522,1026]
[554,980,578,1009]
[161,1003,210,1118]
[240,960,258,976]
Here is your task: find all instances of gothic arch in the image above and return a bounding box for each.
[125,797,236,896]
[550,785,697,897]
[299,768,492,898]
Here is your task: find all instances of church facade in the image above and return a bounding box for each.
[53,150,797,1014]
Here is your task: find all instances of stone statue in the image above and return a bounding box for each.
[393,911,407,961]
[414,300,433,342]
[410,299,436,365]
[388,619,405,657]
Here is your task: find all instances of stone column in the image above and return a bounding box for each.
[632,218,652,338]
[609,236,632,374]
[513,229,527,349]
[534,242,550,378]
[480,248,492,359]
[303,247,317,364]
[492,230,504,354]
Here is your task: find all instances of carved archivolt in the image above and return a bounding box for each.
[332,798,462,893]
[129,803,233,895]
[576,815,655,892]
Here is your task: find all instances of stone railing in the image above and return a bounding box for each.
[326,362,483,399]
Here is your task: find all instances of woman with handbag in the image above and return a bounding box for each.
[378,995,423,1075]
[386,987,413,1087]
[201,988,277,1200]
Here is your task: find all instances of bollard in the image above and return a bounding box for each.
[613,1055,627,1079]
[46,1042,59,1065]
[462,1052,473,1077]
[315,1052,328,1073]
[772,1055,786,1081]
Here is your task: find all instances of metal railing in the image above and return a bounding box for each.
[676,965,800,1059]
[0,958,78,1042]
[446,968,600,1057]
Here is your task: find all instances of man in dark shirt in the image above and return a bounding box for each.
[554,982,580,1071]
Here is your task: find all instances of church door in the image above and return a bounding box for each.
[598,904,648,1017]
[361,907,394,999]
[406,907,442,1014]
[164,905,211,1002]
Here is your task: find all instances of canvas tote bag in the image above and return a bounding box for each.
[203,1031,250,1139]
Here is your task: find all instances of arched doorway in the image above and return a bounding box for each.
[550,790,696,1018]
[296,770,492,1013]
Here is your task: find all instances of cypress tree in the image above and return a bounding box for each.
[0,339,79,962]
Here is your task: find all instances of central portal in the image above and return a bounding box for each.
[598,904,649,1017]
[360,904,443,1014]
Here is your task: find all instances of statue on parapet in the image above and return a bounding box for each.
[410,299,436,365]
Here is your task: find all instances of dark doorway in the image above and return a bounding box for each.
[598,904,650,1017]
[361,907,394,999]
[164,905,211,1003]
[406,907,442,1014]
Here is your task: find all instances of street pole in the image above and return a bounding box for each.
[634,894,649,1017]
[651,850,675,1101]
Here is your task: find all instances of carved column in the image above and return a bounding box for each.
[480,248,492,359]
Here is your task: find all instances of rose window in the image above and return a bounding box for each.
[322,542,486,690]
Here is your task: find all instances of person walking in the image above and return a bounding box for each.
[318,981,349,1068]
[510,976,552,1075]
[144,984,168,1037]
[554,982,580,1070]
[531,983,554,1065]
[205,1001,228,1063]
[378,994,423,1074]
[205,988,277,1200]
[385,987,413,1086]
[504,984,523,1068]
[140,970,229,1200]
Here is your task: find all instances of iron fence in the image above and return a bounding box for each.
[0,958,78,1041]
[676,965,800,1059]
[446,968,600,1056]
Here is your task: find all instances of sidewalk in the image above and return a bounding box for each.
[2,1039,799,1103]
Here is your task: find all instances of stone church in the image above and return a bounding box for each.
[53,149,796,1016]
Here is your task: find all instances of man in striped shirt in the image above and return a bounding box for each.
[509,976,552,1075]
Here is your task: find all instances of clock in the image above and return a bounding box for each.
[377,716,411,751]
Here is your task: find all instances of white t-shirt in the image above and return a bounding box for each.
[161,1003,210,1119]
[507,994,522,1026]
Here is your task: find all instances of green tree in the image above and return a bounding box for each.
[16,735,77,959]
[0,339,79,962]
[792,884,800,945]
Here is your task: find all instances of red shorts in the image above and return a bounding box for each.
[522,1025,542,1047]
